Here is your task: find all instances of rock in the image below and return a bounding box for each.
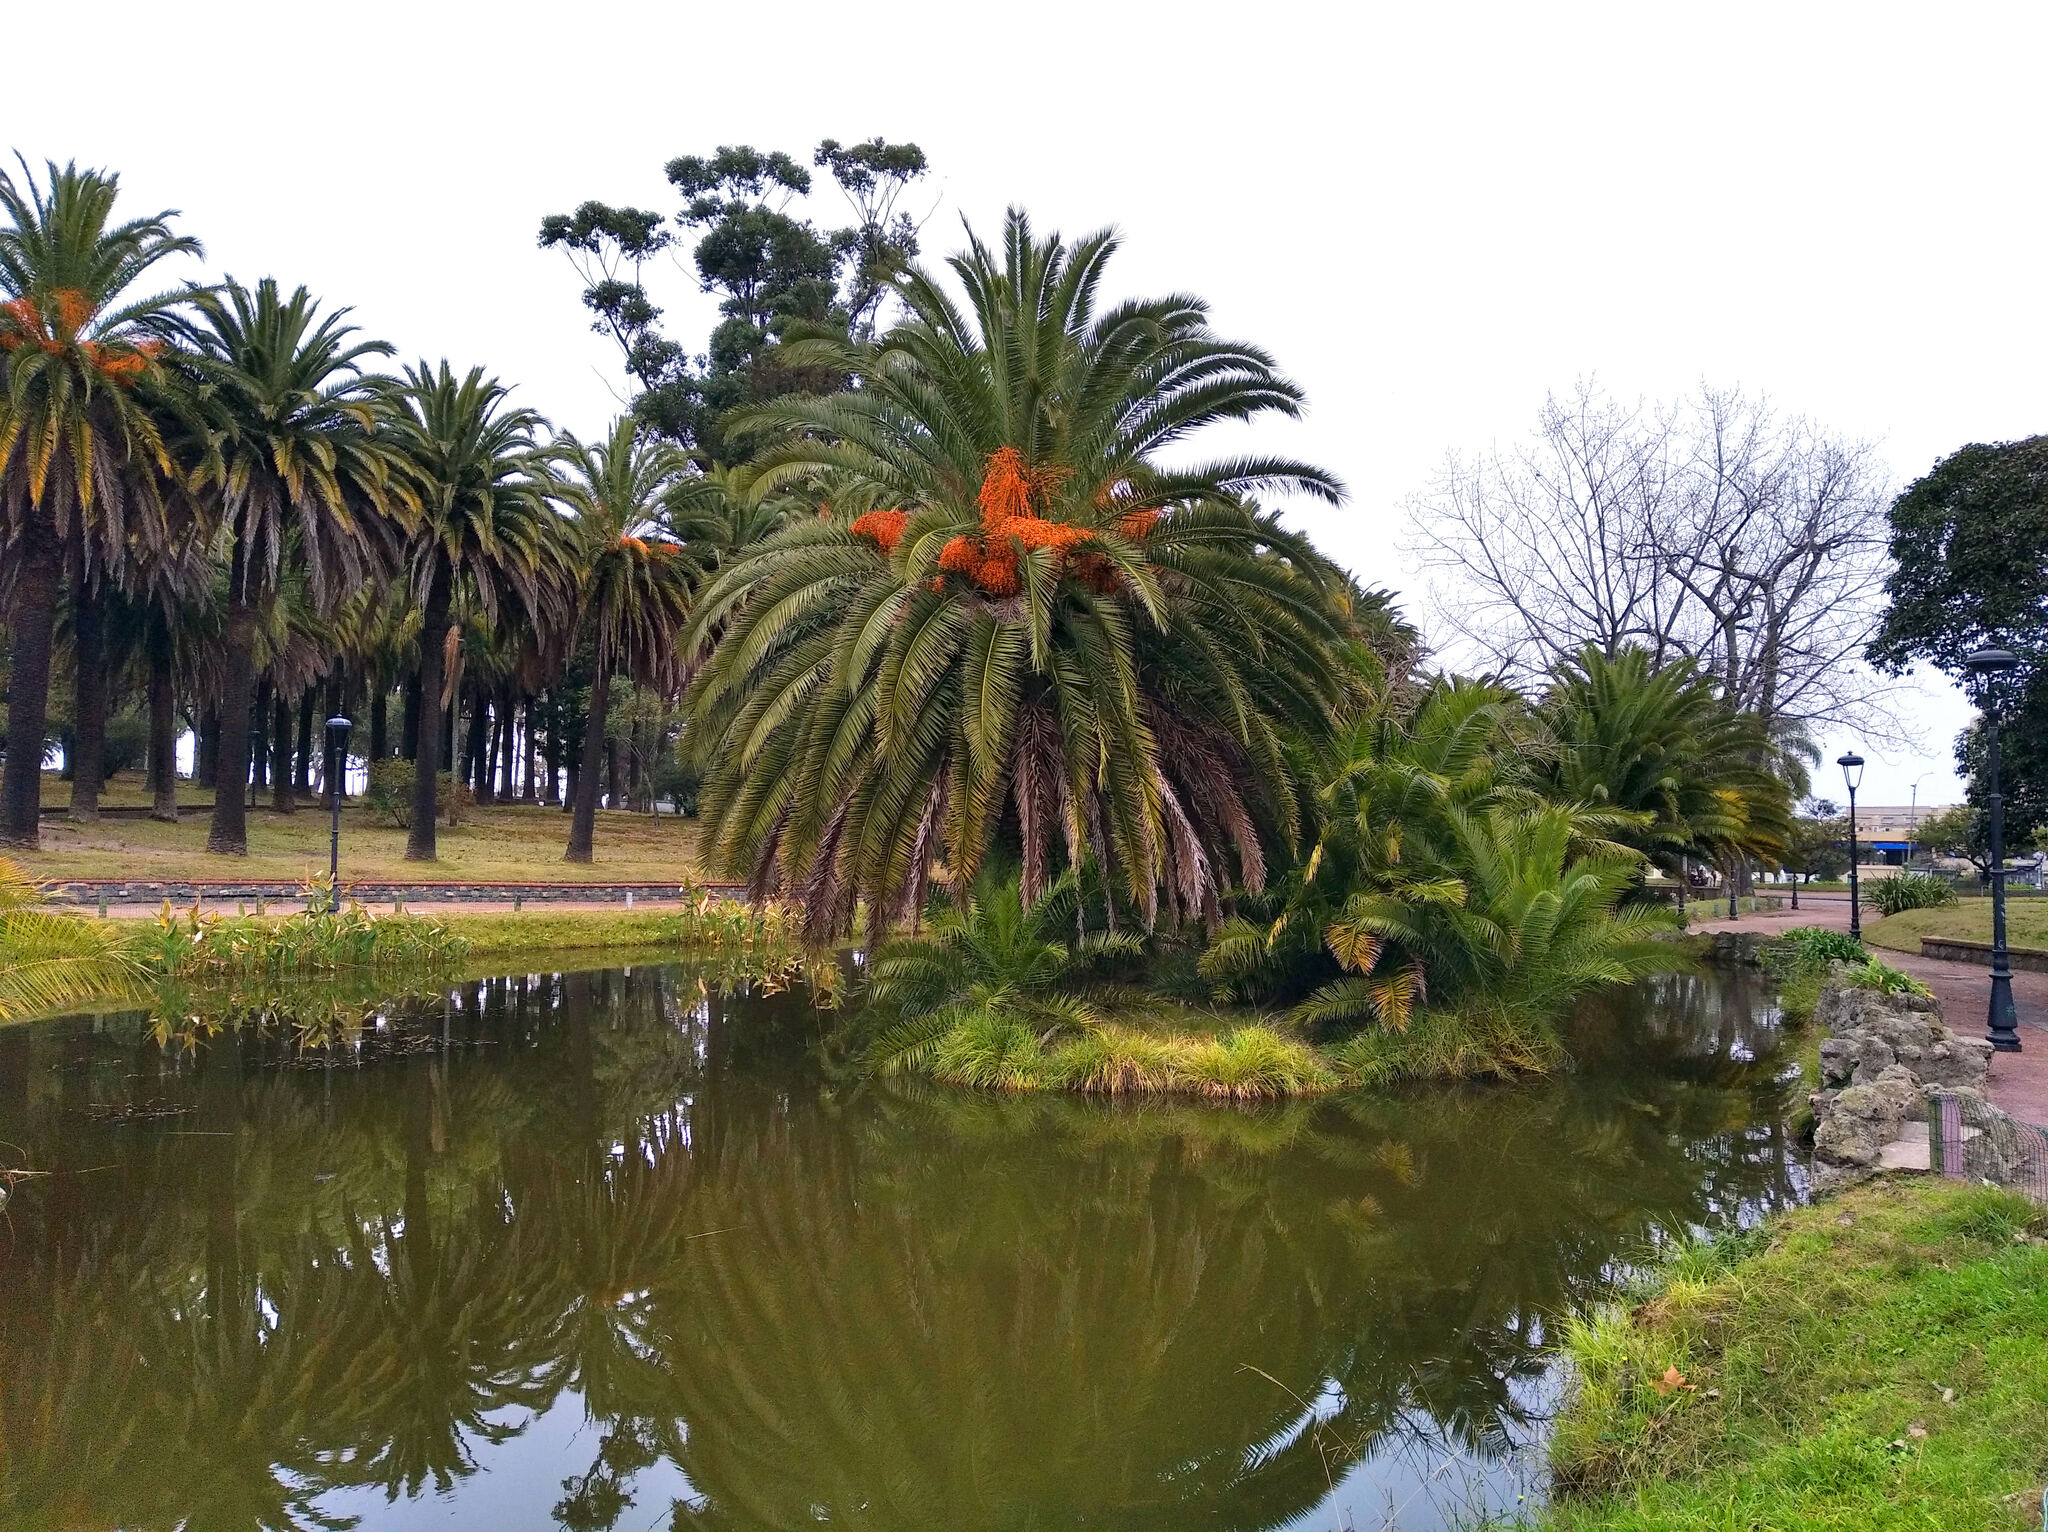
[1814,1082,1900,1169]
[1818,1037,1861,1089]
[1872,1064,1925,1121]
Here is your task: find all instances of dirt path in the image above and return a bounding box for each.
[1688,894,2048,1127]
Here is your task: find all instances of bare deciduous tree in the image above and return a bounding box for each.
[1404,380,1897,743]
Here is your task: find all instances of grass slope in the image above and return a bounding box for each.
[1544,1178,2048,1531]
[16,774,701,884]
[1865,900,2048,956]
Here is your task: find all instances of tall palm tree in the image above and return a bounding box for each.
[552,417,704,862]
[182,278,415,854]
[686,210,1349,937]
[388,362,569,860]
[0,159,199,846]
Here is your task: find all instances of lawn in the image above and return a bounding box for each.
[1865,899,2048,956]
[13,772,703,884]
[1543,1178,2048,1531]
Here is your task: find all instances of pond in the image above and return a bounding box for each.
[0,962,1803,1532]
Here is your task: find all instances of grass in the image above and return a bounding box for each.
[13,772,703,884]
[1865,899,2048,957]
[1543,1178,2048,1531]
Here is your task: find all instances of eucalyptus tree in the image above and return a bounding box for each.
[686,210,1349,937]
[0,159,199,845]
[182,278,414,853]
[551,417,704,861]
[388,362,570,860]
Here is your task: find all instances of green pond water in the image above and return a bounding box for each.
[0,962,1803,1531]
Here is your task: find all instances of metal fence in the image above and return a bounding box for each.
[1928,1091,2048,1204]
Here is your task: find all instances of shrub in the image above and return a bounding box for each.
[151,889,470,979]
[1760,926,1866,973]
[1868,871,1959,916]
[364,759,470,828]
[1326,1002,1566,1087]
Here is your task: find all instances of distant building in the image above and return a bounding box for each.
[1852,804,1950,866]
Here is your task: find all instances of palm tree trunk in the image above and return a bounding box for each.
[406,570,451,861]
[565,666,612,862]
[68,574,108,823]
[370,687,388,763]
[197,706,218,789]
[251,674,271,793]
[462,693,490,803]
[400,671,420,760]
[149,648,178,823]
[272,693,297,814]
[521,696,538,803]
[498,697,517,802]
[207,595,260,854]
[0,533,61,848]
[295,692,315,794]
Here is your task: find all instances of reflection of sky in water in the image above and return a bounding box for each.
[314,1396,703,1532]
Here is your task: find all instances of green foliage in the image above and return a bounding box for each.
[1843,956,1932,998]
[1545,1180,2048,1530]
[151,894,471,981]
[1761,925,1868,971]
[1539,644,1795,873]
[1202,678,1681,1050]
[1325,1000,1567,1086]
[0,858,145,1021]
[364,759,468,827]
[1867,870,1958,915]
[687,210,1351,939]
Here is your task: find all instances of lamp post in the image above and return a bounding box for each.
[1965,648,2021,1053]
[325,715,352,898]
[1838,751,1864,941]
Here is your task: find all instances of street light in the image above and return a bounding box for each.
[1965,648,2021,1053]
[1838,751,1865,941]
[325,715,352,899]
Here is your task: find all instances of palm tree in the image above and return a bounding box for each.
[1538,644,1793,888]
[0,159,199,846]
[388,362,569,860]
[182,278,415,854]
[686,210,1349,937]
[551,417,704,862]
[0,858,143,1020]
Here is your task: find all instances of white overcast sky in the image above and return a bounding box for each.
[19,0,2044,805]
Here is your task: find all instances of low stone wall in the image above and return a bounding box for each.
[49,879,747,906]
[1920,936,2048,974]
[1807,975,2006,1192]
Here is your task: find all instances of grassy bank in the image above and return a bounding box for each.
[14,775,703,884]
[1866,899,2048,957]
[1544,1179,2048,1531]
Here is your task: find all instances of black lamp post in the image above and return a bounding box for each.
[325,715,352,896]
[1838,751,1864,941]
[1965,648,2021,1053]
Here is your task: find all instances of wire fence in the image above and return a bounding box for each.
[1928,1092,2048,1203]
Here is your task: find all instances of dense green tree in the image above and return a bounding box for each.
[686,209,1349,938]
[539,139,928,457]
[551,416,704,862]
[0,159,199,845]
[1872,436,2048,848]
[387,362,571,859]
[182,278,415,853]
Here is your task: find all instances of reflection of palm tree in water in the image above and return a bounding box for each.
[0,967,1799,1531]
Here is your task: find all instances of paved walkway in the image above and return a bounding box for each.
[1688,894,2048,1127]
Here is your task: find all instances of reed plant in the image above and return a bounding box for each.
[151,881,471,981]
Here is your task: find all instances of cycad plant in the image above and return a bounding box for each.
[550,417,705,862]
[183,278,416,853]
[686,209,1351,937]
[0,858,143,1021]
[388,363,570,860]
[864,871,1140,1078]
[0,159,200,845]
